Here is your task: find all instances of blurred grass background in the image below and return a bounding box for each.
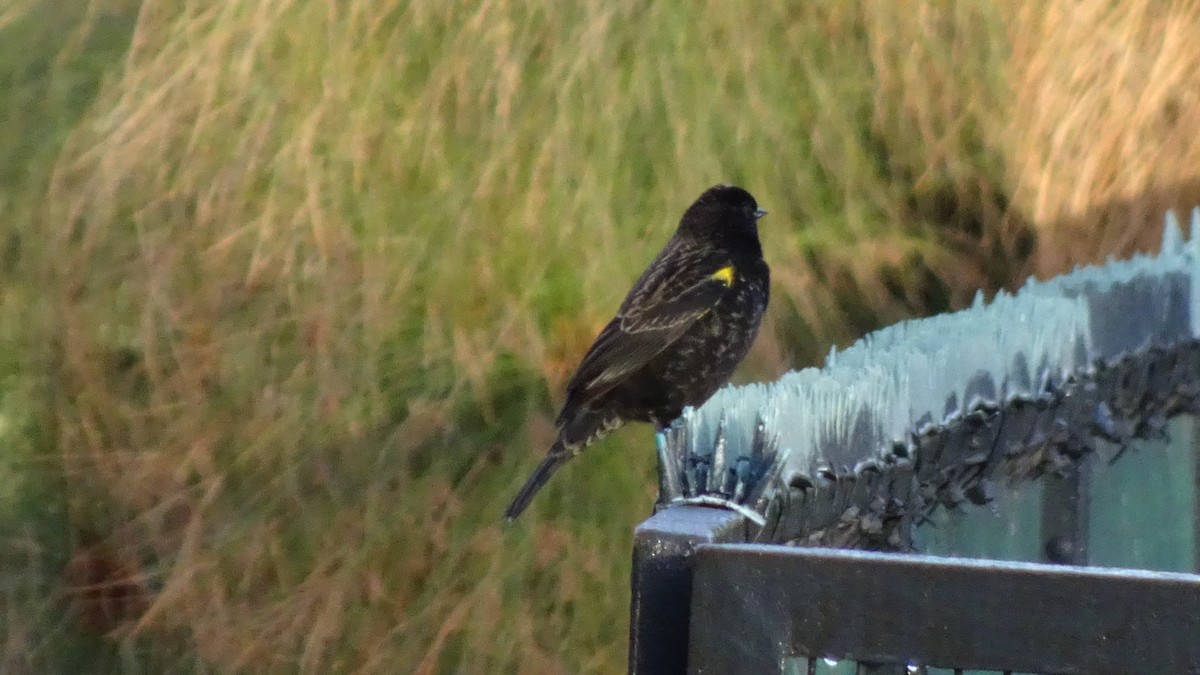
[1,0,1199,672]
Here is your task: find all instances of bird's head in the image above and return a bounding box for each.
[677,184,767,245]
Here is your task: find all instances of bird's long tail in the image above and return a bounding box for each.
[504,439,571,520]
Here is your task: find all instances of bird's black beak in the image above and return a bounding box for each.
[754,208,768,220]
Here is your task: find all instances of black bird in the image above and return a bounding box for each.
[504,185,770,519]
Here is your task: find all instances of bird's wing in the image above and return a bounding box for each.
[560,252,734,419]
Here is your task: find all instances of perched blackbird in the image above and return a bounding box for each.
[504,185,770,519]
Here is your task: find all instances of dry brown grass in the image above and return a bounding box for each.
[2,0,1197,672]
[1006,0,1200,274]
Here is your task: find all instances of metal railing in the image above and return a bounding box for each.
[630,501,1200,675]
[630,212,1200,674]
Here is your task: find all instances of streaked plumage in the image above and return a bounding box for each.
[504,185,770,519]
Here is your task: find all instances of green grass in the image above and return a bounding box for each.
[1,0,1197,672]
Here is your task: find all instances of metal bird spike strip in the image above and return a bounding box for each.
[659,208,1200,547]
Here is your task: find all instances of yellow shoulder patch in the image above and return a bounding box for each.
[710,265,735,287]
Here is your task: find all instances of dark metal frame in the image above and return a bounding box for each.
[629,504,1200,675]
[628,508,751,674]
[690,544,1200,675]
[629,261,1200,673]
